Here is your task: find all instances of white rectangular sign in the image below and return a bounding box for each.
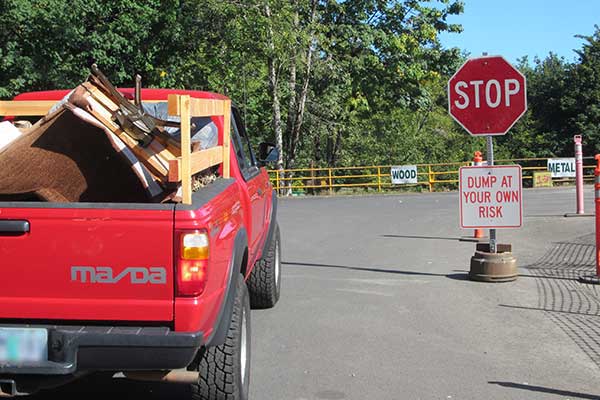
[459,165,523,228]
[391,165,418,184]
[547,158,575,178]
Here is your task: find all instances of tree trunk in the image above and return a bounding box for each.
[325,128,343,168]
[286,0,317,172]
[285,4,298,148]
[331,128,343,167]
[264,3,285,195]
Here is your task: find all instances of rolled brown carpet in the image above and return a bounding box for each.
[0,107,150,203]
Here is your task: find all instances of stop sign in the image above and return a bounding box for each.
[448,56,527,136]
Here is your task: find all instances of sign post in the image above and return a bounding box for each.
[579,155,600,284]
[561,137,593,217]
[575,135,585,215]
[486,136,497,252]
[472,151,485,240]
[449,55,527,281]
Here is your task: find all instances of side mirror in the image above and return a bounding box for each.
[258,142,278,166]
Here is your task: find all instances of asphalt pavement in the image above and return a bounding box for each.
[36,186,600,399]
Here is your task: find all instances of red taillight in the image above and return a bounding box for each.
[176,231,209,297]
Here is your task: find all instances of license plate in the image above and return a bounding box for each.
[0,328,47,364]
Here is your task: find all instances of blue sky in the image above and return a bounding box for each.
[438,0,600,63]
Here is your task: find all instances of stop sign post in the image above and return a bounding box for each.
[448,55,527,253]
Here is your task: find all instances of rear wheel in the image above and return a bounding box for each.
[247,224,281,309]
[192,275,250,400]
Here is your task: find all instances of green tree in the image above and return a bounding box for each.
[303,0,465,168]
[565,26,600,155]
[496,54,570,158]
[0,0,176,97]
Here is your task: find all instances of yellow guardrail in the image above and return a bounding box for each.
[268,157,596,195]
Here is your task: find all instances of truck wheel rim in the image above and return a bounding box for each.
[275,241,281,288]
[240,306,248,386]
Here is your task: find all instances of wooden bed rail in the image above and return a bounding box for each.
[167,94,231,205]
[0,99,169,116]
[0,101,59,116]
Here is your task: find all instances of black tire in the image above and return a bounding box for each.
[247,224,281,309]
[193,275,251,400]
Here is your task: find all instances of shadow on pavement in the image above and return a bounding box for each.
[445,273,469,281]
[498,303,600,317]
[380,234,463,241]
[519,236,600,370]
[515,273,577,281]
[284,261,469,281]
[524,214,571,218]
[488,381,599,399]
[32,374,190,399]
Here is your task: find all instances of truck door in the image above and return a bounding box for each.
[230,110,267,262]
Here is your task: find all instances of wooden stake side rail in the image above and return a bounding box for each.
[0,101,59,116]
[0,99,171,116]
[167,94,231,205]
[168,146,224,182]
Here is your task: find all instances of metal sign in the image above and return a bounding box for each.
[459,165,523,228]
[547,158,575,178]
[448,56,527,136]
[391,165,418,184]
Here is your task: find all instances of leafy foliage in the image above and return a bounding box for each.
[498,26,600,158]
[0,0,169,96]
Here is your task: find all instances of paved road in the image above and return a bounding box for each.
[37,187,600,399]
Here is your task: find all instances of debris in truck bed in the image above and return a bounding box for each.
[0,106,153,202]
[0,66,222,203]
[192,170,218,192]
[0,121,22,152]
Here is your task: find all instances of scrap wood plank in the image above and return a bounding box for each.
[0,101,58,116]
[85,95,170,179]
[82,82,181,156]
[83,85,178,164]
[83,83,181,154]
[87,105,170,179]
[86,97,170,178]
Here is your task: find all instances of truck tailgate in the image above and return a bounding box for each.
[0,205,175,322]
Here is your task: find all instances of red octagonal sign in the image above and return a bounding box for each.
[448,56,527,136]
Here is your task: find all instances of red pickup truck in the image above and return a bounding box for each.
[0,88,281,399]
